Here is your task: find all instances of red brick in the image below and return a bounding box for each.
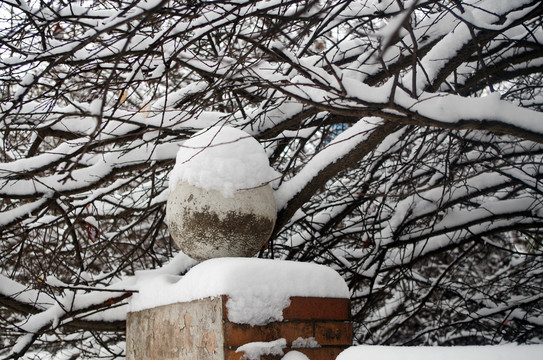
[223,296,350,322]
[315,322,352,346]
[283,297,350,321]
[224,321,314,347]
[222,295,351,360]
[224,349,242,360]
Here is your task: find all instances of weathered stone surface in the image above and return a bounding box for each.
[166,181,276,261]
[126,297,225,360]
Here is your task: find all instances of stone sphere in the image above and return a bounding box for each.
[166,180,276,261]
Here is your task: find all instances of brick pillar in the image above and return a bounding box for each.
[126,295,351,360]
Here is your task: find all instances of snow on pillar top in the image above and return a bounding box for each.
[129,257,350,325]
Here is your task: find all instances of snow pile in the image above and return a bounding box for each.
[291,337,320,348]
[337,344,543,360]
[281,351,310,360]
[236,338,286,360]
[169,126,278,197]
[129,257,349,325]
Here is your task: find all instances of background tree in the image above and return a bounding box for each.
[1,0,542,358]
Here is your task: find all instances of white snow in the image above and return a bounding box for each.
[236,338,287,360]
[0,140,181,197]
[0,199,48,227]
[84,216,99,229]
[281,351,310,360]
[89,98,103,115]
[395,90,543,134]
[44,275,68,288]
[0,273,54,309]
[168,126,279,197]
[291,337,320,348]
[129,257,349,326]
[337,344,543,360]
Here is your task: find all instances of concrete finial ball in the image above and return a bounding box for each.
[166,126,278,261]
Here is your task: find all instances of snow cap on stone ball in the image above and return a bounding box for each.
[169,125,278,197]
